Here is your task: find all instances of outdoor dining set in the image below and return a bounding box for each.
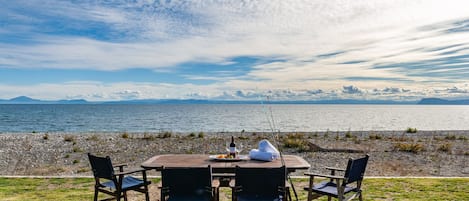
[87,140,369,201]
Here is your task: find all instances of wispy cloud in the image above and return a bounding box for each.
[1,0,469,100]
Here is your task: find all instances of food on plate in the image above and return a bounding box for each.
[216,154,235,159]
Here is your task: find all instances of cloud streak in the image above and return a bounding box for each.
[1,0,469,100]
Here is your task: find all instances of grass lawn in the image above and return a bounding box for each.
[0,177,467,201]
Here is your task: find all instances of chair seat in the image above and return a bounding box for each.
[304,181,357,197]
[102,176,146,190]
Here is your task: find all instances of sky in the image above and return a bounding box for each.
[1,0,469,101]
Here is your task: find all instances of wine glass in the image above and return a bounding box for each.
[225,141,231,153]
[237,143,244,155]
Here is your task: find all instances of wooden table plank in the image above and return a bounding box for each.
[141,154,310,173]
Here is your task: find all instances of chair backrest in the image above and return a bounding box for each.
[235,166,286,197]
[88,153,115,180]
[343,155,369,185]
[161,166,212,197]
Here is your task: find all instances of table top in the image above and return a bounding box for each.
[141,154,310,173]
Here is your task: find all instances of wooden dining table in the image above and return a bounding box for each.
[142,154,311,200]
[141,154,311,174]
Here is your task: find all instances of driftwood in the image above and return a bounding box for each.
[306,141,364,153]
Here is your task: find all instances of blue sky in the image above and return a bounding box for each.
[1,0,469,101]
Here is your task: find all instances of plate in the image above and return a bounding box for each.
[209,154,249,162]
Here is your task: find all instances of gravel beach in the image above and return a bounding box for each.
[0,130,468,177]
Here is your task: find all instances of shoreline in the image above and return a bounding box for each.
[2,129,469,134]
[0,130,468,177]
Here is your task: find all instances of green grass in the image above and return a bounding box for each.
[0,178,93,200]
[406,127,418,133]
[360,178,469,200]
[0,178,160,201]
[292,178,469,201]
[0,177,467,201]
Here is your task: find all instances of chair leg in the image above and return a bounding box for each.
[283,187,291,201]
[93,188,98,201]
[214,187,219,201]
[143,181,150,201]
[116,191,122,201]
[123,191,128,201]
[307,177,314,201]
[232,190,236,201]
[145,189,150,201]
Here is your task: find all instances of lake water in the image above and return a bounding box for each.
[1,104,469,133]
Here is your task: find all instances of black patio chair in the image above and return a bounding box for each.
[160,165,217,201]
[304,155,369,201]
[87,153,151,201]
[232,166,289,201]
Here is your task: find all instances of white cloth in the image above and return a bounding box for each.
[249,149,276,161]
[249,139,280,161]
[258,139,280,155]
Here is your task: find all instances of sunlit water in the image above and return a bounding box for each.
[1,104,469,133]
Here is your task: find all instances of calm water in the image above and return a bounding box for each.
[1,104,469,133]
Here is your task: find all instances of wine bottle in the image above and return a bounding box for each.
[229,136,236,158]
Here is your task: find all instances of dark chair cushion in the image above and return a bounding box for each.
[305,181,357,197]
[101,176,145,190]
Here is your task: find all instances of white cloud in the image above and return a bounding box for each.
[3,0,469,69]
[342,85,362,94]
[1,0,469,100]
[1,80,469,101]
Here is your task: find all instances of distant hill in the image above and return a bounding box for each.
[418,98,469,105]
[0,96,420,104]
[9,96,41,102]
[0,96,89,104]
[6,96,469,105]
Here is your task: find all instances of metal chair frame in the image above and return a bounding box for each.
[160,165,217,201]
[304,155,369,201]
[232,165,290,201]
[88,153,150,201]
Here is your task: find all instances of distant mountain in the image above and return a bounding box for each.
[6,96,469,105]
[9,96,41,102]
[0,96,43,104]
[0,96,89,104]
[418,98,469,105]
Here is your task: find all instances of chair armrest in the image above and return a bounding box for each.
[114,163,128,168]
[325,166,345,177]
[113,163,128,172]
[325,167,346,172]
[115,168,147,176]
[304,172,343,180]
